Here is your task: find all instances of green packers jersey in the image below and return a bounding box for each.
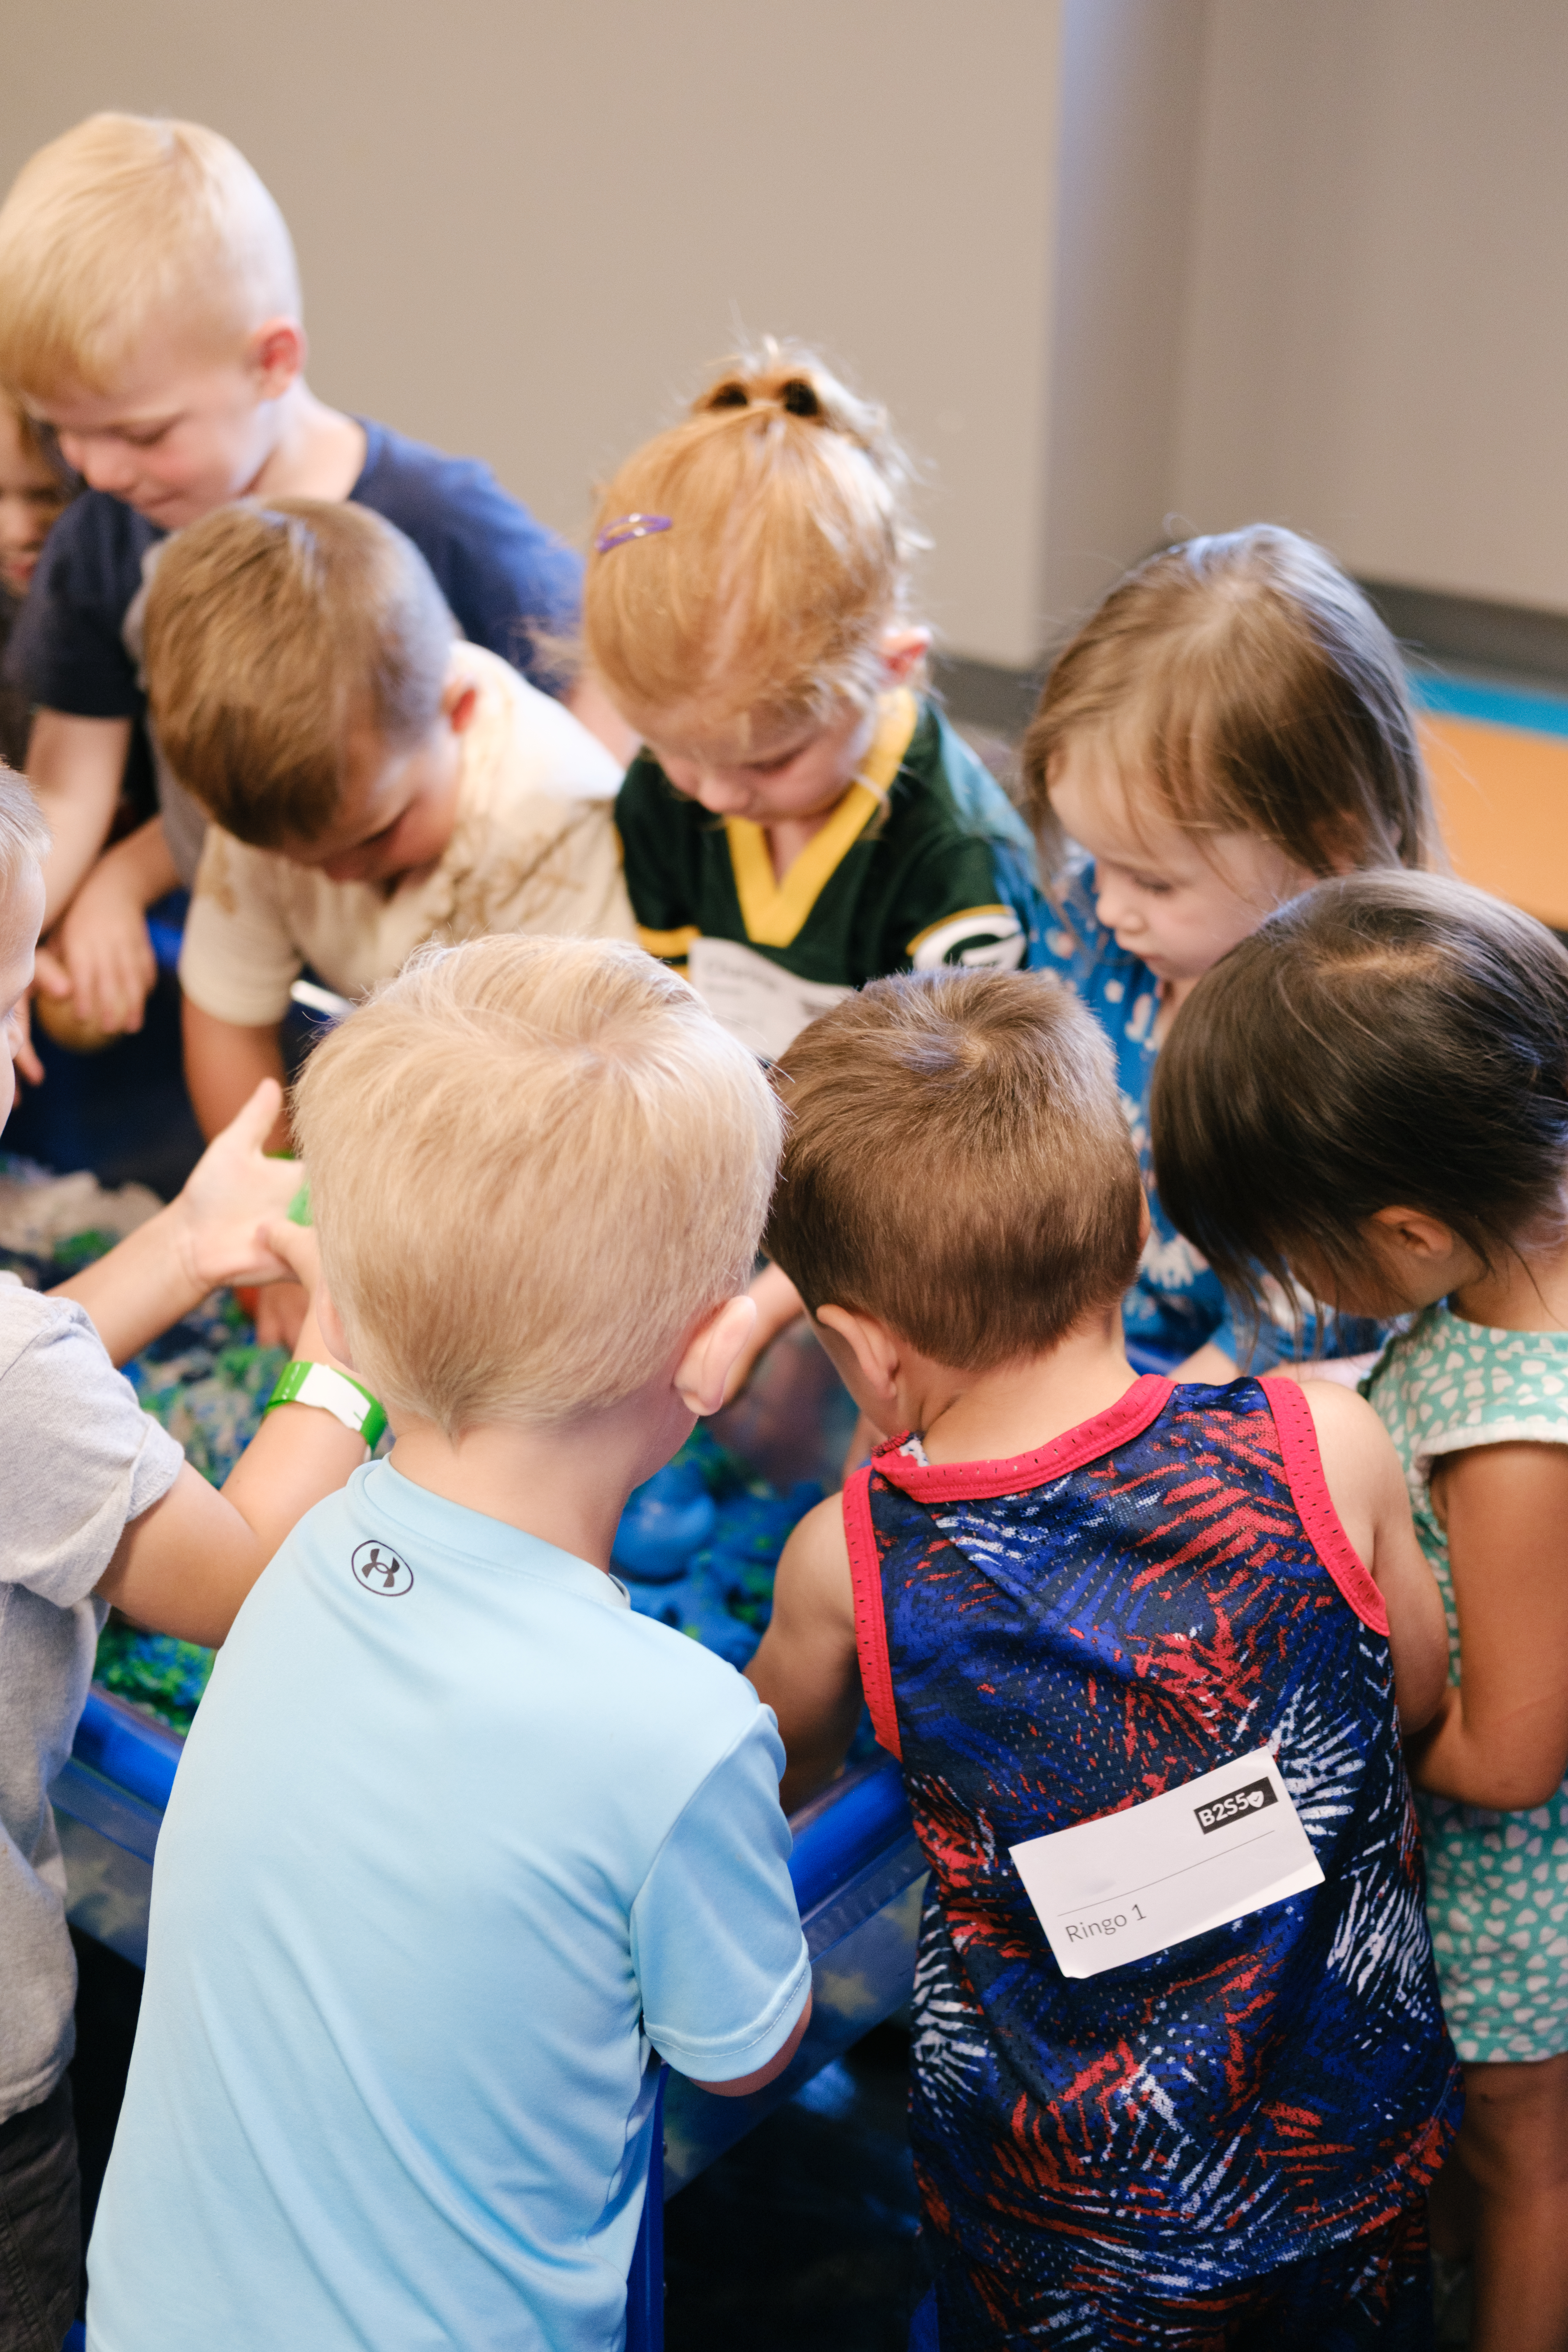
[615,693,1041,1057]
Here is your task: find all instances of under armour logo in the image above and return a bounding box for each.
[350,1542,414,1598]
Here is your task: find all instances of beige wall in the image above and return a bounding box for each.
[2,0,1064,669]
[1038,0,1207,636]
[6,2,1564,674]
[1173,0,1568,615]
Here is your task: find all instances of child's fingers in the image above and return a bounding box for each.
[258,1217,319,1290]
[225,1078,286,1155]
[31,944,72,1000]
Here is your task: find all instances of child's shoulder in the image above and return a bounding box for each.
[352,418,576,576]
[898,700,1034,860]
[461,644,621,803]
[1367,1304,1568,1466]
[0,1271,101,1369]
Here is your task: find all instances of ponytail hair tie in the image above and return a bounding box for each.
[593,513,673,555]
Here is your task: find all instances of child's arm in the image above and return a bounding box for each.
[95,1270,368,1645]
[27,709,133,927]
[34,814,179,1038]
[1294,1379,1449,1732]
[52,1079,299,1365]
[182,999,289,1149]
[1403,1443,1568,1811]
[746,1494,865,1812]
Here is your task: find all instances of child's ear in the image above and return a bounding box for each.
[814,1304,901,1405]
[247,319,306,399]
[442,681,480,735]
[316,1286,357,1371]
[878,626,931,687]
[1364,1205,1461,1264]
[674,1295,758,1418]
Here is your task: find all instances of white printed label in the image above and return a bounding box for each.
[1010,1747,1324,1981]
[686,936,852,1063]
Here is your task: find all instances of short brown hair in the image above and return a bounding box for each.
[143,499,455,847]
[1152,872,1568,1325]
[292,933,783,1436]
[584,340,924,741]
[765,970,1143,1370]
[0,114,300,399]
[1022,526,1437,881]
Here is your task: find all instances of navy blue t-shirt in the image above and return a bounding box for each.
[4,419,583,718]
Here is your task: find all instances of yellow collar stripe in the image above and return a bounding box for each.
[725,690,920,950]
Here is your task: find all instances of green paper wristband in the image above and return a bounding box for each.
[264,1358,386,1450]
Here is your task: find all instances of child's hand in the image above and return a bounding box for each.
[169,1081,304,1295]
[51,863,159,1036]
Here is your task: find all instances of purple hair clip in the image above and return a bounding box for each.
[594,512,673,555]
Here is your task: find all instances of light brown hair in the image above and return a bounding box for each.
[292,934,783,1435]
[1022,526,1437,881]
[0,114,300,400]
[765,969,1143,1370]
[143,499,455,848]
[583,340,924,742]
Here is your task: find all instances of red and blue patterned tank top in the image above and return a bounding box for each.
[846,1374,1459,2318]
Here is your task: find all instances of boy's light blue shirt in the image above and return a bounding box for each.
[87,1461,810,2352]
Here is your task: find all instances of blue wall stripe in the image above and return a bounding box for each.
[1409,671,1568,741]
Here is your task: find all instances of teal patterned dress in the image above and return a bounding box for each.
[1364,1305,1568,2064]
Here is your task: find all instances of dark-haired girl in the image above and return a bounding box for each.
[1153,870,1568,2352]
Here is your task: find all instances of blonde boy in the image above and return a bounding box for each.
[0,113,628,1038]
[87,935,813,2352]
[138,499,635,1143]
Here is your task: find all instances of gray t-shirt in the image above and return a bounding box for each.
[0,1275,182,2123]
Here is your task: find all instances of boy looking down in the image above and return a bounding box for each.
[142,499,634,1145]
[747,970,1460,2349]
[0,112,631,1038]
[88,935,812,2352]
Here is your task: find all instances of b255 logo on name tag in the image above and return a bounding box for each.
[1195,1778,1277,1834]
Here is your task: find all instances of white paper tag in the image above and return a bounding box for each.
[1010,1747,1324,1981]
[686,936,852,1063]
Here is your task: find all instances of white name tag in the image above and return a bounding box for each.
[1010,1747,1324,1981]
[686,936,852,1063]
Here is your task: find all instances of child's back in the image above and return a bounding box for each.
[856,1377,1453,2323]
[92,1453,794,2347]
[748,968,1459,2345]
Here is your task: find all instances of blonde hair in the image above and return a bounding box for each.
[1022,526,1437,881]
[292,934,783,1435]
[143,500,455,848]
[0,765,49,898]
[583,340,923,740]
[0,114,300,400]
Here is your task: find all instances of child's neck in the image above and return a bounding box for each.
[1451,1222,1568,1334]
[902,1313,1141,1467]
[246,382,366,506]
[386,1389,693,1573]
[762,809,836,882]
